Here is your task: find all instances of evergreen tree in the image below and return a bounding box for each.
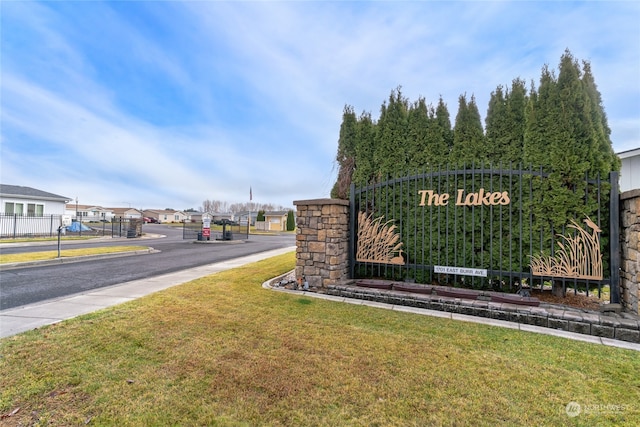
[524,51,612,215]
[524,65,560,169]
[331,105,358,198]
[406,97,432,170]
[581,60,621,174]
[373,87,410,179]
[485,79,528,166]
[450,94,485,166]
[485,85,508,164]
[352,111,377,187]
[286,210,295,231]
[434,96,454,165]
[506,78,528,165]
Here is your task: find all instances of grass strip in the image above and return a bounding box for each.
[1,252,638,426]
[0,246,149,264]
[0,236,97,243]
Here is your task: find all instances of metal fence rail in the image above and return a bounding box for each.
[0,214,139,239]
[350,165,619,302]
[0,214,63,238]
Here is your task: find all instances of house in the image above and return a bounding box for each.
[1,184,71,216]
[261,211,290,232]
[65,204,116,222]
[0,184,72,237]
[618,148,640,192]
[110,207,143,219]
[143,209,188,223]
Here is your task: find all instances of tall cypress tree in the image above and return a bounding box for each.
[581,60,621,175]
[406,97,432,170]
[524,65,560,169]
[352,111,376,187]
[451,94,485,166]
[331,105,358,199]
[485,79,528,166]
[506,78,528,165]
[434,96,454,165]
[286,210,295,231]
[485,85,508,164]
[374,87,410,179]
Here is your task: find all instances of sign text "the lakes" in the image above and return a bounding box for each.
[418,189,511,207]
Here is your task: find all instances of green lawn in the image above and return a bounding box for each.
[1,252,638,426]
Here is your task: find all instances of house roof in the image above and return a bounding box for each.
[111,207,141,215]
[264,211,289,216]
[0,184,71,202]
[618,148,640,159]
[66,204,110,211]
[144,209,186,215]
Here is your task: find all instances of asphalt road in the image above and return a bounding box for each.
[0,224,296,310]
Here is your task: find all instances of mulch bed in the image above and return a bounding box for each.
[531,289,604,311]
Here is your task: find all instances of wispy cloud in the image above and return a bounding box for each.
[2,1,638,210]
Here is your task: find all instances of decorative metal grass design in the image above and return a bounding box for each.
[530,217,603,280]
[356,212,405,265]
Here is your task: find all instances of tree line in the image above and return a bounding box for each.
[200,200,290,214]
[332,49,619,200]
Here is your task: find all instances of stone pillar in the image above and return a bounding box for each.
[293,199,350,290]
[620,189,640,315]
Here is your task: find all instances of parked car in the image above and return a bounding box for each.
[143,217,159,223]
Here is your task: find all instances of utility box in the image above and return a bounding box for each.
[60,215,72,227]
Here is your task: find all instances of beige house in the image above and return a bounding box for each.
[110,207,143,219]
[261,211,289,232]
[144,209,188,223]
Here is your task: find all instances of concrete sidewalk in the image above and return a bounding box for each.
[0,246,296,339]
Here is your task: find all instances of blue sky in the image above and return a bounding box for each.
[1,1,638,211]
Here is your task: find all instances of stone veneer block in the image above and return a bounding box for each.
[591,324,615,339]
[614,328,640,343]
[548,318,569,331]
[528,315,548,327]
[599,317,622,328]
[491,310,510,321]
[459,305,475,316]
[473,307,491,319]
[568,321,591,335]
[509,312,525,323]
